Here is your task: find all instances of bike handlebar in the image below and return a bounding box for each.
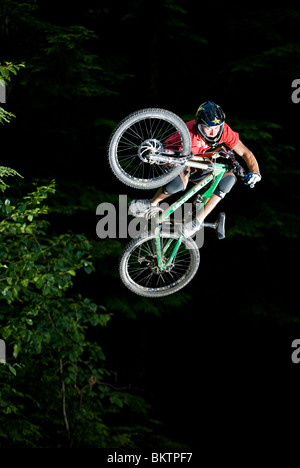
[193,147,247,180]
[163,146,252,186]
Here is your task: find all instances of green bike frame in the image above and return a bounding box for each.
[154,161,230,270]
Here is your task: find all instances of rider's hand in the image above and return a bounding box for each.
[244,172,261,188]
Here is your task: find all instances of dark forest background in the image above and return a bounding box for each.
[0,0,300,449]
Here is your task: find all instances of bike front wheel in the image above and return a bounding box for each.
[108,108,191,190]
[119,231,200,297]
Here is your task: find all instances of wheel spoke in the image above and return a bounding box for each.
[115,117,184,181]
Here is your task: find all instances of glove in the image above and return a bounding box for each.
[244,172,261,188]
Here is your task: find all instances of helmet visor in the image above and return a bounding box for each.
[199,124,222,137]
[197,122,224,146]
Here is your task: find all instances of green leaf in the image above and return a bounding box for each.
[8,365,16,376]
[13,343,21,358]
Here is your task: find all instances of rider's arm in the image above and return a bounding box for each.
[232,140,260,174]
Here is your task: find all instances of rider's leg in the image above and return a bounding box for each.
[128,177,182,216]
[151,173,185,205]
[182,172,236,237]
[150,187,172,206]
[151,168,191,205]
[130,169,190,216]
[195,172,236,223]
[195,194,221,224]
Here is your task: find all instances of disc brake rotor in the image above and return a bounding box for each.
[138,139,164,163]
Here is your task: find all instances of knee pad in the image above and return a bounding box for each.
[163,175,185,195]
[214,174,236,199]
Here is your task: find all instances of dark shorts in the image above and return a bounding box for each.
[163,169,211,195]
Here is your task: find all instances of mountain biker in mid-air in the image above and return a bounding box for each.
[128,101,261,238]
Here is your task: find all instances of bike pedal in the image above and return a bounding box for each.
[215,212,226,240]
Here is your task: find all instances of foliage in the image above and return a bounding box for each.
[0,0,130,100]
[0,61,25,124]
[0,176,165,448]
[0,166,23,191]
[1,0,300,448]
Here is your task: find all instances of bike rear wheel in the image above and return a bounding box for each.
[119,231,200,297]
[108,108,191,190]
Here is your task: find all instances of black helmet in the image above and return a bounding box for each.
[195,101,226,147]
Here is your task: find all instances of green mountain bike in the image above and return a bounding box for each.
[108,108,247,297]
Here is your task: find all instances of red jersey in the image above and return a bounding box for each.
[166,120,239,155]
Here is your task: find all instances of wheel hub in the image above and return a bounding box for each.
[141,255,173,274]
[138,139,163,163]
